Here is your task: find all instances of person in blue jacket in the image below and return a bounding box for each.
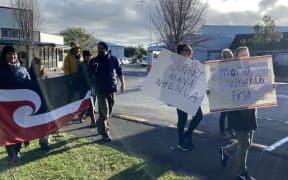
[89,42,125,142]
[0,45,30,161]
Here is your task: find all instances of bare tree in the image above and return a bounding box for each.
[11,0,41,66]
[153,0,208,51]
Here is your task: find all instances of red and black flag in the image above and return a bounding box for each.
[0,73,91,145]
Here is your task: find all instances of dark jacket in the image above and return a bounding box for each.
[78,60,93,87]
[89,54,123,92]
[228,109,257,131]
[0,60,30,83]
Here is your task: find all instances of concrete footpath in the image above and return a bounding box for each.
[62,116,288,180]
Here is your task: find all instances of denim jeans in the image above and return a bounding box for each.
[177,108,203,145]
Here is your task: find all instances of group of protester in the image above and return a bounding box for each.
[63,41,126,142]
[175,44,257,180]
[0,41,257,179]
[0,41,125,162]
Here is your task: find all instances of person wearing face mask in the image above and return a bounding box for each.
[0,45,30,161]
[89,41,125,142]
[175,44,203,151]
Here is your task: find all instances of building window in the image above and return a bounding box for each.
[2,29,9,39]
[10,30,19,39]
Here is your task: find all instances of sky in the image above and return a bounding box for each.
[1,0,288,46]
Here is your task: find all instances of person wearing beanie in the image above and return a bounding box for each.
[89,42,125,142]
[0,45,31,161]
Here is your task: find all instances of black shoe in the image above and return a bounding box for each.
[24,141,30,147]
[177,143,193,151]
[219,147,229,167]
[237,171,255,180]
[102,135,112,143]
[40,145,50,152]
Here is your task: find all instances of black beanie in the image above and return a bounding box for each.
[98,41,108,51]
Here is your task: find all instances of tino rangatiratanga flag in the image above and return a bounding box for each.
[0,73,91,145]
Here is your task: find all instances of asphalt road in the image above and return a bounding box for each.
[111,64,288,157]
[48,64,288,179]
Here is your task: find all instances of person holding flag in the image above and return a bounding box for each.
[0,45,30,160]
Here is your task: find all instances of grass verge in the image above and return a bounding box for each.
[0,132,196,180]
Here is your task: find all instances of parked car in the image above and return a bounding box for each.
[132,58,138,64]
[120,57,129,65]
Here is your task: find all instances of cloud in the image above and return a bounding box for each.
[258,0,279,10]
[206,8,261,25]
[38,0,157,45]
[2,0,288,46]
[265,5,288,25]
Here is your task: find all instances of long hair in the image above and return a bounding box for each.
[30,57,46,79]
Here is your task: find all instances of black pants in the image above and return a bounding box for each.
[177,108,203,145]
[5,143,21,158]
[219,112,231,134]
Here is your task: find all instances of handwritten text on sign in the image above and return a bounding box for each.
[205,56,277,112]
[142,49,206,115]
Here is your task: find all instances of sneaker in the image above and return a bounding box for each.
[177,143,193,151]
[237,171,255,180]
[226,128,236,139]
[219,147,229,167]
[40,144,50,152]
[102,135,112,143]
[220,133,231,140]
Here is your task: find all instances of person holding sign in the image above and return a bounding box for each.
[219,46,257,180]
[175,44,203,151]
[219,48,235,140]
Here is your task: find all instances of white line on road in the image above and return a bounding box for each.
[277,95,288,99]
[264,136,288,151]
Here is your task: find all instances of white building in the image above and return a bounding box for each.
[0,6,68,69]
[106,41,125,59]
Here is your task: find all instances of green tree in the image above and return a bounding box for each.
[242,15,283,52]
[134,46,147,59]
[124,46,147,59]
[60,27,97,54]
[124,46,137,57]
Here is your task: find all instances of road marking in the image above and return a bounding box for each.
[115,114,148,122]
[277,95,288,99]
[167,124,205,134]
[114,114,269,151]
[264,136,288,151]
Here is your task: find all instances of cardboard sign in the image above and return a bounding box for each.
[205,55,277,112]
[142,49,206,115]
